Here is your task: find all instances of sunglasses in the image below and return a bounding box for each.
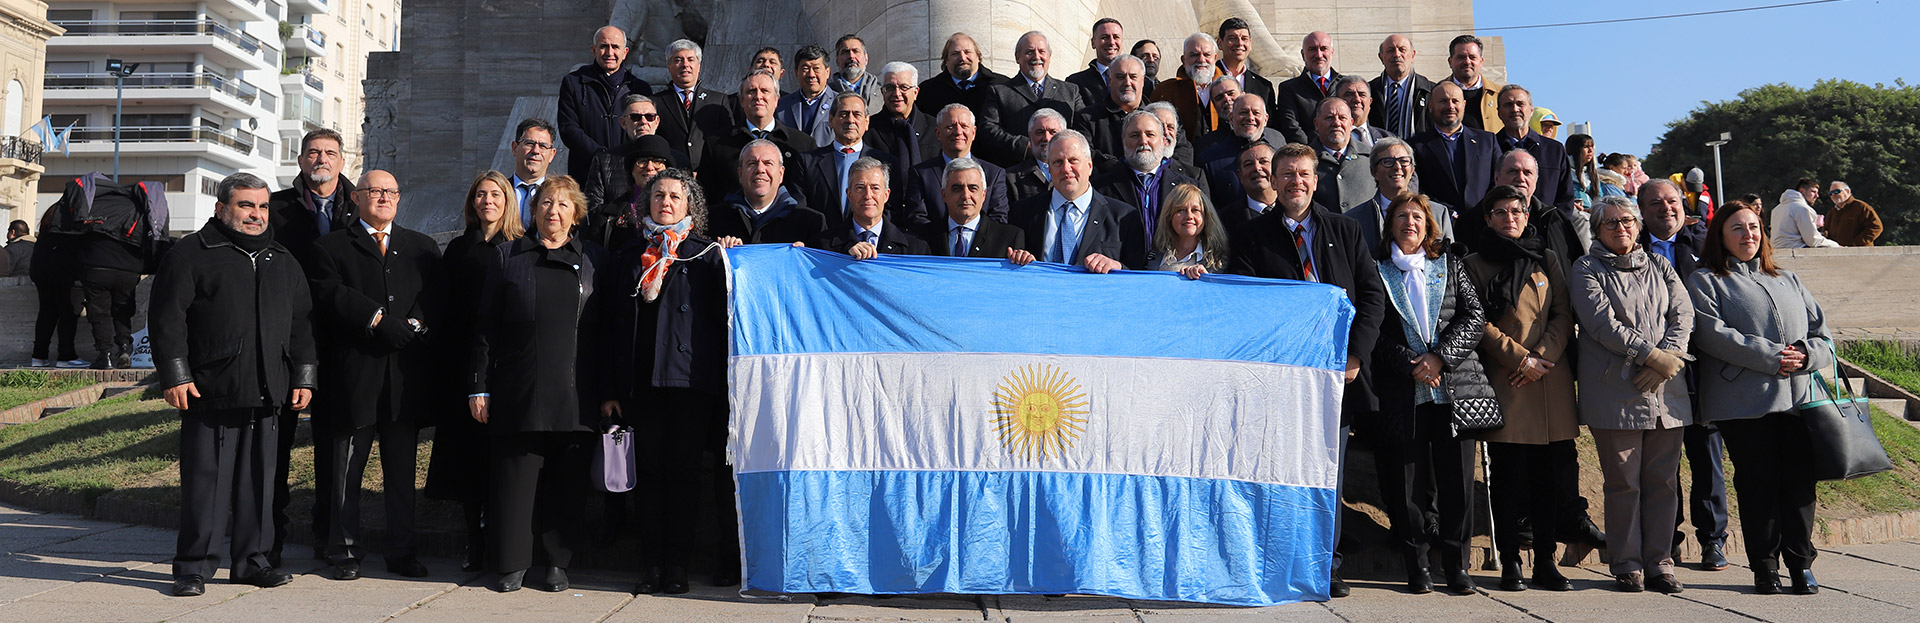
[627,113,660,122]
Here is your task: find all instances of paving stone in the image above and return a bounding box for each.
[0,515,124,554]
[28,525,176,559]
[604,585,813,623]
[990,594,1134,617]
[808,593,986,620]
[0,567,237,622]
[1134,603,1344,622]
[386,576,633,623]
[0,552,154,602]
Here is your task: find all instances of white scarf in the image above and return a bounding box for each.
[1391,245,1434,343]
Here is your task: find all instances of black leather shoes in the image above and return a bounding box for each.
[661,566,691,595]
[1531,564,1571,591]
[1406,568,1434,594]
[1445,568,1476,595]
[388,555,430,578]
[331,560,361,581]
[493,570,525,593]
[536,566,569,592]
[1700,541,1730,571]
[632,567,660,595]
[235,567,294,588]
[1791,569,1819,595]
[173,575,206,597]
[1328,570,1350,598]
[712,568,740,588]
[1498,558,1527,592]
[1754,570,1782,595]
[1648,572,1684,594]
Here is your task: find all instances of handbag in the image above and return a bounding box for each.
[1798,346,1892,481]
[592,425,638,493]
[1449,396,1505,433]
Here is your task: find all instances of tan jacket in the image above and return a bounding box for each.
[1826,198,1883,246]
[1465,252,1580,444]
[1455,77,1504,132]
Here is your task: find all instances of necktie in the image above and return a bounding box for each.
[951,225,970,257]
[1052,203,1072,262]
[861,231,877,246]
[752,129,767,140]
[1314,75,1329,96]
[518,183,537,224]
[1386,81,1405,136]
[372,231,388,256]
[840,146,855,155]
[681,89,693,111]
[314,200,331,235]
[1032,81,1044,100]
[1293,223,1317,282]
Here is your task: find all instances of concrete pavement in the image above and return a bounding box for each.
[4,502,1919,622]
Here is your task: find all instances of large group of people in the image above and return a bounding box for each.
[136,18,1845,604]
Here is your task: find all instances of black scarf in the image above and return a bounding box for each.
[212,217,272,253]
[1478,227,1545,321]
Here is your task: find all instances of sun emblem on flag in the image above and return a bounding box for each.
[990,364,1090,462]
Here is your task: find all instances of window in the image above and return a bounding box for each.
[45,9,92,22]
[49,113,86,128]
[118,10,195,20]
[4,80,21,136]
[45,61,90,74]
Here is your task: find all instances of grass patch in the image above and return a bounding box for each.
[1814,407,1920,516]
[0,370,97,410]
[1840,340,1920,396]
[0,394,178,500]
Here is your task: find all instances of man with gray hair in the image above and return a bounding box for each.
[921,157,1030,261]
[1005,107,1069,204]
[701,70,815,202]
[558,26,653,177]
[1824,180,1883,246]
[798,91,894,233]
[1273,30,1344,145]
[978,30,1088,168]
[153,172,316,596]
[1147,33,1221,147]
[905,104,1009,226]
[814,157,930,258]
[1333,75,1393,149]
[651,38,731,170]
[1308,97,1375,213]
[1073,53,1148,168]
[1144,101,1197,168]
[1093,109,1209,250]
[1010,129,1144,271]
[830,34,883,116]
[866,61,939,175]
[1348,136,1453,251]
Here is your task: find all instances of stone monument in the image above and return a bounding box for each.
[366,0,1500,233]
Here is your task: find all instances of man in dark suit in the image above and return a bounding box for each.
[710,140,828,246]
[1333,76,1394,150]
[652,39,733,172]
[1307,98,1375,213]
[797,92,895,234]
[1197,93,1283,214]
[1271,30,1341,145]
[1494,84,1578,211]
[920,157,1028,260]
[1409,82,1497,217]
[916,32,1006,117]
[306,170,443,582]
[865,62,940,179]
[1369,34,1435,139]
[774,45,837,147]
[1009,130,1143,271]
[1144,102,1198,169]
[1215,18,1276,115]
[1225,141,1386,599]
[583,95,690,212]
[557,26,652,178]
[814,157,929,257]
[1092,109,1210,250]
[264,128,355,568]
[1065,18,1126,105]
[699,70,815,203]
[1346,137,1453,253]
[904,104,1009,226]
[1003,108,1067,205]
[978,31,1088,168]
[1146,34,1223,147]
[1218,142,1278,231]
[1073,53,1148,169]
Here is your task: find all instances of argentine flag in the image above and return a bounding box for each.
[727,246,1352,606]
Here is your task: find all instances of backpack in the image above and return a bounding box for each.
[48,172,173,273]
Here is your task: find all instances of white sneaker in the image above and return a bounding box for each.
[55,359,90,368]
[30,358,52,367]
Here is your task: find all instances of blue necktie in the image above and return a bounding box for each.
[861,230,877,247]
[951,225,970,257]
[517,183,537,225]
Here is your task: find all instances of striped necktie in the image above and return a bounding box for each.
[1293,223,1317,282]
[1386,81,1405,136]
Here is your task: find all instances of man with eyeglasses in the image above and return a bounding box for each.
[776,45,838,146]
[507,118,557,229]
[864,61,939,180]
[1823,180,1883,247]
[584,94,686,212]
[1346,137,1453,252]
[265,127,357,568]
[558,26,652,178]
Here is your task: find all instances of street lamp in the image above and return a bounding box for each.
[1705,132,1731,210]
[106,58,140,182]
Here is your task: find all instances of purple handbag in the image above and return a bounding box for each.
[593,426,637,493]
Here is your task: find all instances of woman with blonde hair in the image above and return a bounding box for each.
[1149,183,1228,278]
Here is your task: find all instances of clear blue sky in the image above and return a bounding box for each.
[1474,0,1915,159]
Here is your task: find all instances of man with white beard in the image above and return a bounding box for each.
[1091,109,1210,249]
[1147,33,1226,147]
[977,30,1088,168]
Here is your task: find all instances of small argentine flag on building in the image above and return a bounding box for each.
[727,246,1353,606]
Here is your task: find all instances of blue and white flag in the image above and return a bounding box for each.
[727,246,1354,606]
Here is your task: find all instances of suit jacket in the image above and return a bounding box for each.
[707,189,828,246]
[1219,63,1277,116]
[1308,139,1376,213]
[864,109,939,176]
[1272,69,1343,146]
[1073,100,1137,170]
[1368,72,1436,138]
[652,85,733,170]
[918,216,1026,258]
[557,65,653,178]
[814,220,932,257]
[1409,126,1499,214]
[977,75,1088,168]
[1065,61,1109,106]
[1351,125,1395,152]
[1092,159,1211,248]
[1344,193,1457,254]
[306,223,445,431]
[904,155,1009,227]
[1226,203,1387,419]
[1459,77,1504,131]
[268,177,359,275]
[1010,190,1146,269]
[1194,127,1286,166]
[1146,77,1221,146]
[1004,160,1051,206]
[794,142,898,233]
[698,123,815,202]
[1495,129,1578,211]
[774,88,838,147]
[916,68,1007,117]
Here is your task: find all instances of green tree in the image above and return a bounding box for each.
[1644,79,1920,245]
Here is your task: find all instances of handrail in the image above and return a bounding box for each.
[0,136,43,164]
[59,125,257,154]
[44,72,278,110]
[50,19,269,58]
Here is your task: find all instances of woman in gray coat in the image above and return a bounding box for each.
[1571,196,1693,594]
[1688,204,1833,596]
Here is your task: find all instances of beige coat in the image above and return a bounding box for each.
[1465,252,1581,444]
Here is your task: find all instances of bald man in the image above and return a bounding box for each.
[307,169,447,581]
[558,26,653,177]
[1368,34,1436,138]
[1271,30,1342,145]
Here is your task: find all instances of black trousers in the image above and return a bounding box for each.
[272,406,332,561]
[649,388,736,573]
[324,412,421,563]
[489,431,590,573]
[1717,412,1818,572]
[31,278,82,360]
[1488,438,1579,561]
[79,266,138,355]
[1374,404,1475,572]
[1675,422,1730,546]
[174,407,277,580]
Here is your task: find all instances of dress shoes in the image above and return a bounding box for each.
[1647,573,1684,594]
[1444,569,1476,595]
[632,567,660,595]
[1791,569,1819,595]
[1498,558,1527,592]
[388,555,430,578]
[1614,571,1644,592]
[1754,570,1782,595]
[172,575,207,597]
[712,568,741,588]
[1405,568,1434,594]
[536,566,569,592]
[1531,564,1571,591]
[1699,541,1730,571]
[331,560,361,581]
[1328,570,1350,598]
[235,567,294,588]
[661,566,691,595]
[493,569,526,593]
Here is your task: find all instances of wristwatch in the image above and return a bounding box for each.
[407,318,427,335]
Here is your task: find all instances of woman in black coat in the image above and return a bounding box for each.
[467,176,607,593]
[425,171,523,572]
[600,168,730,595]
[1363,193,1494,596]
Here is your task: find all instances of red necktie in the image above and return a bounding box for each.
[841,146,855,155]
[681,90,692,111]
[1314,75,1328,95]
[1292,224,1317,282]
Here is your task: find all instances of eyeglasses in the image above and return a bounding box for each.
[1488,208,1528,218]
[1828,189,1845,196]
[626,113,659,122]
[1600,217,1639,231]
[880,84,916,93]
[515,139,554,151]
[358,188,401,199]
[1373,156,1413,169]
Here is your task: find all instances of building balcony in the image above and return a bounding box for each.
[288,0,329,17]
[0,136,45,165]
[54,125,267,170]
[49,20,275,72]
[106,0,269,24]
[287,25,326,57]
[280,67,324,94]
[44,72,277,119]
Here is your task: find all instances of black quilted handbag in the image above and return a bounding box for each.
[1450,396,1505,433]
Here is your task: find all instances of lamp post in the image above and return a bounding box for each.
[106,58,140,182]
[1705,132,1731,208]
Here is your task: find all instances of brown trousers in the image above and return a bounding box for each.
[1592,426,1685,576]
